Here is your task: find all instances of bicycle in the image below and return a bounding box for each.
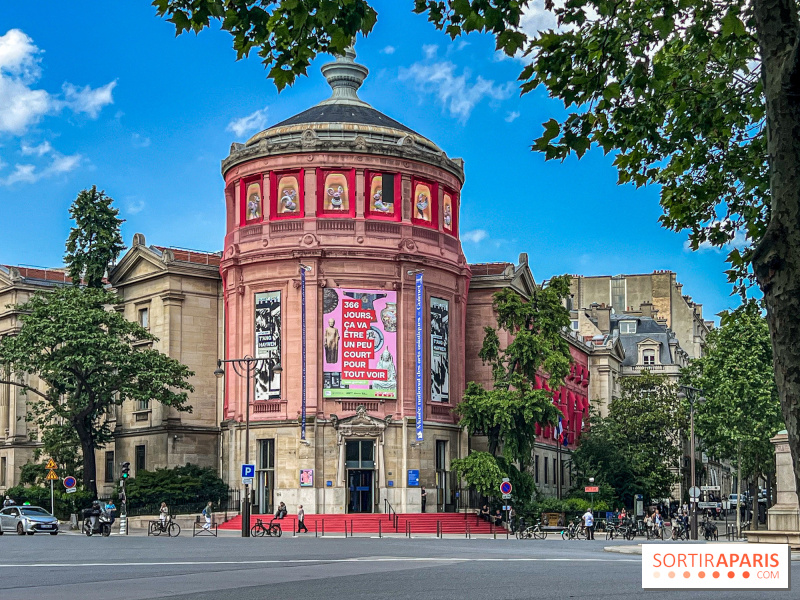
[702,519,718,541]
[518,520,546,540]
[671,521,688,541]
[149,516,181,537]
[561,517,586,540]
[250,518,282,537]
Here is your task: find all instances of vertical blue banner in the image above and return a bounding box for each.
[415,272,424,441]
[301,266,307,440]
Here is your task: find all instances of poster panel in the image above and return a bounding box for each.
[430,297,449,403]
[322,288,397,399]
[254,291,281,400]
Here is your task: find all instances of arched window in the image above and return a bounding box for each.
[643,349,656,366]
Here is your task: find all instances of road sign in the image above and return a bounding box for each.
[66,488,77,494]
[689,486,701,498]
[585,486,599,493]
[45,470,59,481]
[500,481,513,495]
[701,485,720,491]
[241,464,255,479]
[502,505,511,511]
[502,493,512,500]
[698,502,720,509]
[241,478,253,486]
[45,458,58,470]
[63,476,76,489]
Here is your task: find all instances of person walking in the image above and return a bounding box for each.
[297,505,309,533]
[582,508,595,540]
[420,487,427,513]
[202,502,213,530]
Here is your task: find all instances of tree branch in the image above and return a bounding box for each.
[0,379,51,401]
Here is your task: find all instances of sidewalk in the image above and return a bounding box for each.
[604,544,800,561]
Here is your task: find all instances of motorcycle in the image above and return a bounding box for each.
[82,506,112,537]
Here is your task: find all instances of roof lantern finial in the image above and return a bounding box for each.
[319,41,370,107]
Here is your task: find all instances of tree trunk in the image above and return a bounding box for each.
[749,478,759,530]
[74,420,98,499]
[736,446,742,537]
[752,0,800,505]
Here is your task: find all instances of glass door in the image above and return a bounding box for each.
[257,439,275,514]
[345,440,375,513]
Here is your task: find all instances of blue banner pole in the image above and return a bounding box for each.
[415,273,424,441]
[301,266,307,440]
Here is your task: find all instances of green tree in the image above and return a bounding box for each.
[154,0,800,517]
[684,300,782,528]
[125,464,229,508]
[452,276,571,500]
[64,186,125,288]
[0,188,193,498]
[572,372,686,506]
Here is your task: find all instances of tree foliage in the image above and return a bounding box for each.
[684,300,782,478]
[454,275,572,498]
[572,372,686,506]
[64,186,125,288]
[125,464,229,507]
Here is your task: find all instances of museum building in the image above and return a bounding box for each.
[0,49,595,513]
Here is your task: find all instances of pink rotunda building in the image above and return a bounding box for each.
[219,49,471,514]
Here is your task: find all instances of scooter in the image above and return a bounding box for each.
[82,507,112,537]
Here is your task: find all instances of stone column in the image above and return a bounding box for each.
[768,430,800,532]
[0,380,8,440]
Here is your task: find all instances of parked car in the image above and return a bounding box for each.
[0,505,59,535]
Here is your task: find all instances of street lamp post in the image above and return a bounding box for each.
[215,357,282,537]
[589,477,595,511]
[678,386,705,541]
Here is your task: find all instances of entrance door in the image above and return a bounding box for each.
[348,470,374,513]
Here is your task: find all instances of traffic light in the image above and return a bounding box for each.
[121,462,130,479]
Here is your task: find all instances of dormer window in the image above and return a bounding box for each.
[643,349,655,366]
[620,320,636,334]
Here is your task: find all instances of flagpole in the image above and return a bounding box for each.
[557,434,562,500]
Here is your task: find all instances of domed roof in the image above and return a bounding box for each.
[224,47,464,183]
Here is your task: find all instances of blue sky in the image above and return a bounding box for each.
[0,1,743,321]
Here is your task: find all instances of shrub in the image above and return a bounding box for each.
[125,463,228,507]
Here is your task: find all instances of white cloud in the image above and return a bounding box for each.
[684,219,749,252]
[457,40,470,51]
[517,1,561,38]
[422,44,439,59]
[0,152,82,186]
[0,29,116,135]
[381,45,396,55]
[505,111,520,123]
[131,132,151,148]
[462,229,488,244]
[227,107,268,138]
[21,140,52,156]
[399,61,513,123]
[124,198,146,215]
[62,80,117,118]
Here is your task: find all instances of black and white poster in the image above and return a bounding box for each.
[255,291,281,400]
[430,297,449,403]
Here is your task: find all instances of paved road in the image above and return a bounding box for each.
[0,533,795,599]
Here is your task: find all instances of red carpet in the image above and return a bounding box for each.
[220,512,508,534]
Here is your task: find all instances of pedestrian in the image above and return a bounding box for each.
[420,487,427,513]
[202,502,213,530]
[3,495,14,508]
[297,505,309,533]
[275,501,287,519]
[582,508,595,540]
[480,504,490,522]
[160,502,169,527]
[509,507,517,533]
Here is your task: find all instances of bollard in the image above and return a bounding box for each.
[437,520,441,539]
[322,519,325,537]
[379,520,382,539]
[315,520,318,538]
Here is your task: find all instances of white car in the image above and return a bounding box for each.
[0,505,60,535]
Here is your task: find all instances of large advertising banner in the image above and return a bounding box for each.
[322,288,397,399]
[254,291,281,400]
[414,274,424,440]
[430,297,449,403]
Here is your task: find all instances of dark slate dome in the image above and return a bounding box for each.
[270,103,416,135]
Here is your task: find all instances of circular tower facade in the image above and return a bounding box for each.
[220,49,471,514]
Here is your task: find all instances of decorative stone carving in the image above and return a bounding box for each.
[398,238,417,252]
[357,236,364,244]
[302,233,319,247]
[331,404,389,443]
[353,136,368,151]
[301,129,319,149]
[132,233,146,247]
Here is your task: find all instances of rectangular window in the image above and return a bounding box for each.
[136,399,149,411]
[138,307,149,329]
[620,321,637,334]
[544,456,548,484]
[435,440,447,472]
[611,276,626,311]
[553,458,557,486]
[345,440,375,469]
[104,451,114,482]
[257,439,275,514]
[643,349,656,366]
[534,455,539,485]
[135,445,146,475]
[571,320,579,331]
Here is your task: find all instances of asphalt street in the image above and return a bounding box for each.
[0,532,795,600]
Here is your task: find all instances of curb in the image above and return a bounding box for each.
[604,545,800,561]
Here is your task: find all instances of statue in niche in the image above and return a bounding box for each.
[416,191,429,219]
[444,202,452,229]
[280,188,298,212]
[246,181,261,220]
[327,185,346,210]
[373,188,390,212]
